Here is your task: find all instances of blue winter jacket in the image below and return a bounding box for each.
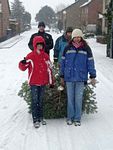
[54,34,69,63]
[60,44,96,82]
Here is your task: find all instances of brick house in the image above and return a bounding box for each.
[0,0,10,41]
[57,0,104,34]
[57,0,88,30]
[80,0,103,34]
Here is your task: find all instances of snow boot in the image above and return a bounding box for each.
[34,121,40,128]
[74,121,81,126]
[41,119,47,125]
[67,120,73,125]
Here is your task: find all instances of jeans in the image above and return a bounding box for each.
[66,81,84,121]
[30,85,45,123]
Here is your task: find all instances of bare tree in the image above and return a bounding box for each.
[55,3,67,12]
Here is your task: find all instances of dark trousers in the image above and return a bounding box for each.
[30,85,45,123]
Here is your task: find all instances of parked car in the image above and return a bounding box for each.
[24,24,31,31]
[45,26,50,32]
[83,32,95,39]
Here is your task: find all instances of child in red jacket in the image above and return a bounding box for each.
[19,36,54,128]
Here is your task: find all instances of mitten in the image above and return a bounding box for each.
[54,58,58,63]
[61,78,65,87]
[49,84,54,88]
[89,78,97,86]
[21,57,26,64]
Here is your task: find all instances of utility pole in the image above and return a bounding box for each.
[63,10,67,31]
[111,0,113,58]
[110,0,113,58]
[0,2,3,38]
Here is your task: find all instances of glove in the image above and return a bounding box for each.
[54,58,58,63]
[49,84,54,88]
[61,78,65,87]
[21,57,26,64]
[53,59,58,67]
[89,78,97,87]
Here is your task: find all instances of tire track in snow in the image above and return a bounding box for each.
[0,107,29,150]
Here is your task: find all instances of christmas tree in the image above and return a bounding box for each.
[18,66,98,119]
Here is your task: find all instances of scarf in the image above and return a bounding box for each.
[72,41,83,48]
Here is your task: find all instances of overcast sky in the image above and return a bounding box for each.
[9,0,74,22]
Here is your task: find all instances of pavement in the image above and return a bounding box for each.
[0,35,24,49]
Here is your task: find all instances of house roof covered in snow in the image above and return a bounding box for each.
[80,0,92,8]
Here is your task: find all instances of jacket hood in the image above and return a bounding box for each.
[33,36,45,51]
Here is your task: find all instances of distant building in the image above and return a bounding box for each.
[57,0,104,34]
[0,0,10,41]
[57,0,88,30]
[80,0,103,34]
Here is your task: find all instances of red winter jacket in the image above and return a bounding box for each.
[19,36,54,86]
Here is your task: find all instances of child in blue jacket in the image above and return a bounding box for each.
[60,29,96,126]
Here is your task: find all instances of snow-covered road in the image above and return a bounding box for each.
[0,26,113,150]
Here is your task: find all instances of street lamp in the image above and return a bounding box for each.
[0,2,2,13]
[63,10,67,31]
[111,1,113,58]
[22,12,26,31]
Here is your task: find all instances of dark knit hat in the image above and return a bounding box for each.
[66,27,73,33]
[38,21,45,28]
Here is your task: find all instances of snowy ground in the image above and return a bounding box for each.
[0,26,113,150]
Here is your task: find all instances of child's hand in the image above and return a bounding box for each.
[49,84,54,88]
[89,78,97,87]
[21,57,26,64]
[61,78,65,87]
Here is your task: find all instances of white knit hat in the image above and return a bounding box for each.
[72,29,83,39]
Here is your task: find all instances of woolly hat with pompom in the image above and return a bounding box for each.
[72,29,83,39]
